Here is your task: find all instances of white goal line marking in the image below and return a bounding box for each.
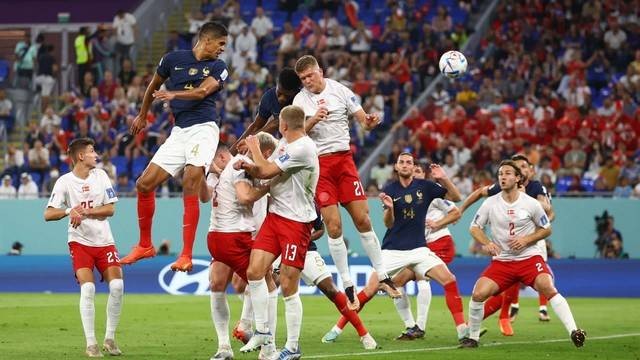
[304,332,640,359]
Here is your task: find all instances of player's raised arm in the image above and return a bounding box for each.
[353,109,381,131]
[459,185,491,213]
[430,164,462,202]
[130,72,166,135]
[379,192,395,228]
[536,194,555,222]
[153,75,221,102]
[231,113,269,155]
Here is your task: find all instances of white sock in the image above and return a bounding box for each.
[328,235,353,287]
[79,282,97,346]
[549,294,578,334]
[540,305,548,311]
[239,289,253,330]
[211,292,230,347]
[268,289,278,346]
[331,324,343,335]
[248,279,270,333]
[105,279,123,340]
[393,289,416,328]
[512,302,520,309]
[359,231,388,278]
[416,280,432,331]
[468,300,484,340]
[283,292,302,352]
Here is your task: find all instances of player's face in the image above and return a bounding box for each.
[214,151,231,170]
[395,155,414,179]
[276,86,298,106]
[297,66,323,93]
[498,165,520,191]
[514,159,532,181]
[413,165,425,179]
[204,36,227,59]
[80,145,99,168]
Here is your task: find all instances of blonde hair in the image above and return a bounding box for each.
[256,131,278,153]
[280,105,305,130]
[295,55,319,74]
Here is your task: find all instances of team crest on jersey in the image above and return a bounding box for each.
[404,194,413,204]
[189,68,198,76]
[317,99,327,106]
[416,190,423,201]
[82,185,90,193]
[507,209,515,218]
[202,67,210,76]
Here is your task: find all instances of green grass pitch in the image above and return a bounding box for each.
[1,293,639,359]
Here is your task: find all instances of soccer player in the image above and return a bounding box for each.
[236,105,319,360]
[293,54,399,309]
[378,153,467,341]
[44,138,123,357]
[460,154,554,335]
[460,160,586,349]
[204,135,279,360]
[230,68,302,154]
[120,22,229,272]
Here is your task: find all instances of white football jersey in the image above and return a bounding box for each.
[252,193,268,237]
[210,155,257,233]
[293,78,362,155]
[268,136,319,223]
[425,198,456,243]
[47,169,118,247]
[471,192,551,261]
[206,172,220,232]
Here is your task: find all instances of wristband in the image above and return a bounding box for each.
[65,208,72,215]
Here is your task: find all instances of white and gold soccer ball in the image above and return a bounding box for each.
[439,50,468,79]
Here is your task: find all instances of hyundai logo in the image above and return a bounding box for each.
[157,259,211,295]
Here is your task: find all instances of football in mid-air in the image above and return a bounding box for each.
[439,50,468,79]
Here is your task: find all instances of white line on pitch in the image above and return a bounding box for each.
[304,332,640,359]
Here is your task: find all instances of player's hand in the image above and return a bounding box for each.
[483,242,501,256]
[129,114,147,135]
[233,159,247,170]
[152,90,175,101]
[245,135,260,155]
[312,107,328,123]
[429,164,447,180]
[363,113,381,130]
[508,237,528,252]
[69,205,84,228]
[379,192,393,209]
[235,139,249,154]
[426,219,441,231]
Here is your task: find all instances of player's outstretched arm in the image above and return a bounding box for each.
[428,207,461,231]
[131,73,166,135]
[239,135,282,179]
[153,76,220,101]
[235,182,269,206]
[199,180,214,203]
[353,109,380,131]
[231,114,269,155]
[459,185,490,213]
[430,164,462,202]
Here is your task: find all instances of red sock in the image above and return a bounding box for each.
[137,191,155,248]
[444,281,465,326]
[336,291,372,330]
[180,195,199,258]
[539,293,548,306]
[332,292,368,336]
[483,294,502,319]
[499,284,519,319]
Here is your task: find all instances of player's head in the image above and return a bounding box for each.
[68,137,98,168]
[198,22,228,59]
[413,162,427,180]
[212,143,231,171]
[279,105,305,135]
[510,154,533,182]
[497,160,524,191]
[395,152,415,179]
[276,68,302,106]
[295,55,324,94]
[255,132,278,159]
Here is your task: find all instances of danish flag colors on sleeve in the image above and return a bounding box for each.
[268,137,320,223]
[471,192,550,261]
[47,169,118,247]
[293,78,362,155]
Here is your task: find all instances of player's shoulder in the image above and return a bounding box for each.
[163,49,189,61]
[56,172,73,185]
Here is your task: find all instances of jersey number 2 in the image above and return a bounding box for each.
[285,244,297,262]
[508,222,515,236]
[535,262,544,272]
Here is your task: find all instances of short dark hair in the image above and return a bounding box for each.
[511,154,531,165]
[498,160,524,184]
[215,143,229,155]
[278,68,302,92]
[68,138,95,163]
[397,152,415,162]
[199,22,228,40]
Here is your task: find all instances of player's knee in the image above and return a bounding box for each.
[80,282,96,298]
[443,273,457,285]
[325,222,342,239]
[246,266,264,281]
[210,280,227,292]
[353,215,372,232]
[231,282,244,293]
[136,178,153,193]
[471,289,488,303]
[109,279,124,296]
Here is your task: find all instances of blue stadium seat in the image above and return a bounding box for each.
[29,172,42,187]
[581,177,596,192]
[0,59,10,85]
[555,176,573,194]
[111,156,129,177]
[131,156,148,180]
[59,162,70,174]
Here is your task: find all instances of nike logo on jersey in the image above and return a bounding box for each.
[393,197,401,202]
[174,66,184,70]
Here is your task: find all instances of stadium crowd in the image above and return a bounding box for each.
[0,0,639,201]
[370,0,640,199]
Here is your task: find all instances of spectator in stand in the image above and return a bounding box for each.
[349,22,372,53]
[25,121,45,149]
[42,168,59,194]
[34,44,57,112]
[91,25,113,82]
[369,154,393,189]
[113,9,137,75]
[0,89,15,132]
[431,6,452,35]
[276,22,299,69]
[304,24,328,54]
[18,172,38,199]
[318,9,338,34]
[115,173,134,195]
[97,153,117,186]
[599,157,621,191]
[118,59,136,87]
[0,174,17,199]
[442,152,459,179]
[14,33,38,89]
[99,71,118,101]
[613,177,633,198]
[235,26,258,63]
[559,139,587,177]
[28,139,50,178]
[228,10,247,38]
[74,27,91,91]
[3,144,25,178]
[251,7,273,61]
[40,106,61,135]
[378,71,400,118]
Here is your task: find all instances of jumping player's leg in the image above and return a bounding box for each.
[170,164,205,271]
[120,163,170,264]
[102,266,124,356]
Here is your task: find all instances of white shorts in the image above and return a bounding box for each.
[35,75,55,96]
[383,247,444,280]
[151,122,219,177]
[301,251,332,286]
